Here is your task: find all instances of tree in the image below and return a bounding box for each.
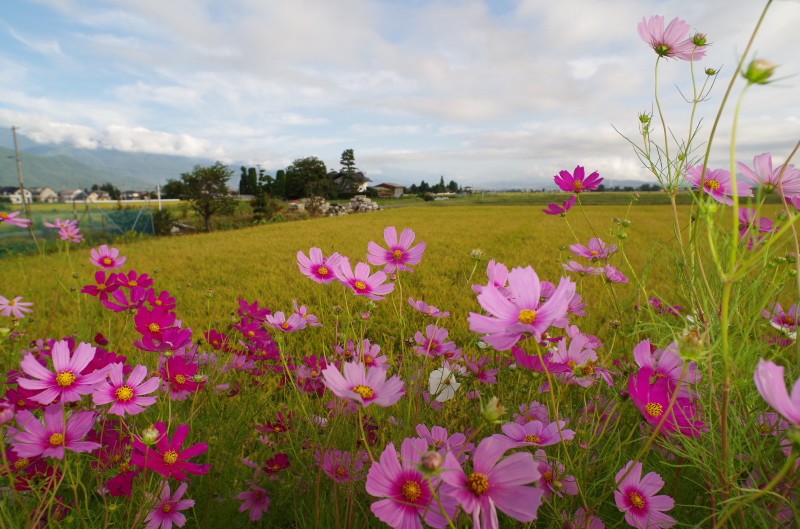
[273,170,287,199]
[447,180,459,193]
[167,162,236,232]
[340,149,357,174]
[239,166,258,195]
[434,176,446,193]
[285,157,329,199]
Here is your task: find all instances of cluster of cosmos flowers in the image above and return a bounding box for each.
[1,14,799,529]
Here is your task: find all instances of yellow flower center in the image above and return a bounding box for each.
[17,399,26,407]
[280,322,290,329]
[543,471,553,482]
[115,385,134,401]
[49,433,65,447]
[645,402,664,418]
[567,360,577,370]
[573,180,584,191]
[162,450,179,465]
[354,280,367,291]
[524,434,541,444]
[784,316,796,325]
[584,362,596,376]
[148,323,160,333]
[590,250,599,256]
[128,280,138,287]
[102,257,113,265]
[467,472,490,495]
[9,300,17,306]
[119,462,131,473]
[317,266,329,276]
[352,384,375,400]
[401,480,422,502]
[629,491,646,509]
[705,179,721,191]
[247,330,256,338]
[364,355,373,364]
[174,374,187,385]
[14,458,31,470]
[335,465,347,477]
[162,503,173,513]
[0,212,7,219]
[97,283,107,291]
[393,249,404,259]
[759,424,772,435]
[56,371,76,387]
[518,309,537,324]
[155,300,163,306]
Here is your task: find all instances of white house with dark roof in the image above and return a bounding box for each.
[30,187,58,203]
[0,187,33,204]
[373,182,405,198]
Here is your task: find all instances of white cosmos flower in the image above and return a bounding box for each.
[428,366,461,403]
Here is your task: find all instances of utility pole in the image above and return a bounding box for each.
[11,126,32,220]
[11,126,38,245]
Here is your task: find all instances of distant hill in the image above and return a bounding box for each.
[0,133,217,190]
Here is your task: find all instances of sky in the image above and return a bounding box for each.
[1,0,799,189]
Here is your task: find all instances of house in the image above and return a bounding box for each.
[59,189,87,203]
[334,171,372,193]
[373,183,405,198]
[0,186,33,204]
[30,187,58,203]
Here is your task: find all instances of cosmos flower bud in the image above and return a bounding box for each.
[192,374,207,383]
[470,249,484,261]
[705,67,717,76]
[692,33,707,46]
[420,451,444,472]
[141,425,160,446]
[638,113,651,124]
[742,58,777,85]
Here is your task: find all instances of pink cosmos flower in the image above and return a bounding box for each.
[472,260,511,297]
[367,226,427,274]
[297,247,342,284]
[335,259,395,301]
[562,261,599,275]
[293,300,321,326]
[564,508,606,529]
[570,238,618,262]
[685,165,752,205]
[321,361,404,407]
[554,165,603,193]
[8,404,100,459]
[737,152,800,197]
[496,419,575,448]
[366,437,457,529]
[92,363,160,416]
[0,295,34,319]
[160,356,205,400]
[145,481,195,529]
[17,340,108,405]
[632,340,698,397]
[614,461,676,529]
[81,271,120,299]
[543,195,577,215]
[416,424,468,455]
[237,484,271,521]
[265,311,308,333]
[90,245,127,269]
[637,15,706,61]
[58,224,83,243]
[0,210,32,228]
[102,286,148,312]
[113,270,154,290]
[468,266,576,350]
[603,264,629,284]
[44,218,77,230]
[738,209,774,247]
[628,368,704,437]
[413,324,462,360]
[514,401,550,425]
[441,436,544,528]
[318,449,368,483]
[408,297,450,318]
[131,422,211,481]
[761,303,800,332]
[754,359,800,426]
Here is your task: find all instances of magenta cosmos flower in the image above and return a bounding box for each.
[441,436,544,528]
[754,359,800,426]
[17,340,108,405]
[90,244,127,270]
[495,419,575,448]
[738,152,800,197]
[145,481,195,529]
[0,210,32,228]
[614,461,676,529]
[685,165,752,205]
[570,238,618,261]
[237,483,271,521]
[543,195,577,215]
[9,404,100,459]
[321,361,404,407]
[92,363,160,416]
[335,259,395,301]
[0,295,34,319]
[131,422,211,481]
[468,266,576,350]
[554,166,603,193]
[367,226,427,274]
[297,247,342,284]
[637,15,706,61]
[628,369,704,437]
[265,311,308,333]
[366,437,457,529]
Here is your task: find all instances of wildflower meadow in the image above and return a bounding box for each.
[1,4,799,529]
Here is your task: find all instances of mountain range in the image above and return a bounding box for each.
[0,132,216,191]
